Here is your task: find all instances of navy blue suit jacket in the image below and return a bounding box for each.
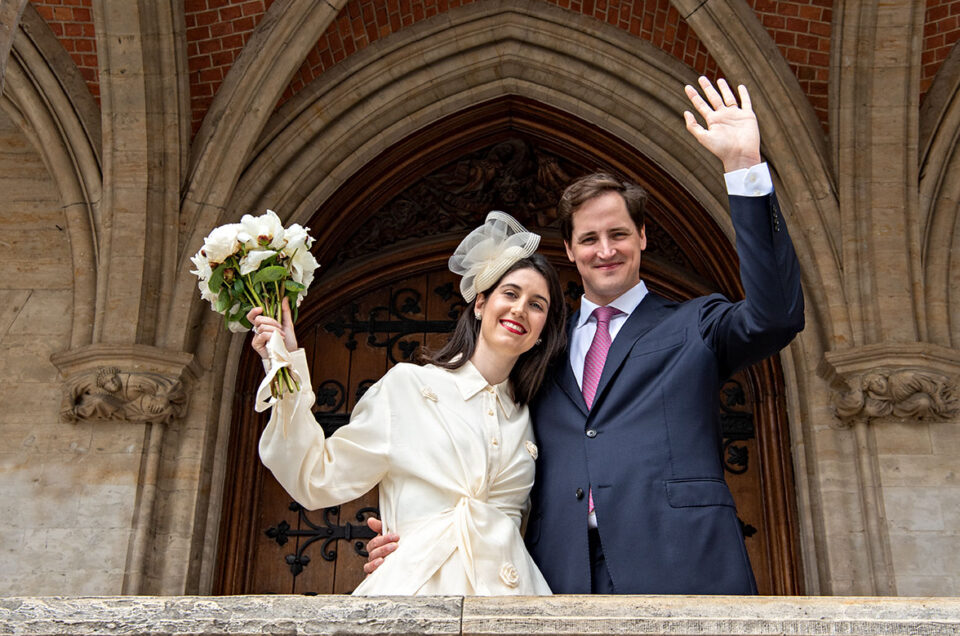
[525,192,804,594]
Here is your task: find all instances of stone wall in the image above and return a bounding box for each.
[878,418,960,595]
[3,595,960,635]
[0,107,139,594]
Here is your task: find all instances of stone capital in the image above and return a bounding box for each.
[817,343,960,427]
[50,344,201,425]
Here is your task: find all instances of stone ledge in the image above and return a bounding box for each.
[2,595,960,635]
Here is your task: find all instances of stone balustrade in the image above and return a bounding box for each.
[2,595,960,635]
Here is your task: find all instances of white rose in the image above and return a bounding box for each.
[499,562,519,588]
[189,252,219,303]
[238,209,285,250]
[227,319,249,333]
[201,223,242,264]
[282,223,313,254]
[525,440,538,460]
[289,247,320,293]
[239,248,277,276]
[189,251,211,280]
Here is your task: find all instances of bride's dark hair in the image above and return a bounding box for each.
[420,254,566,405]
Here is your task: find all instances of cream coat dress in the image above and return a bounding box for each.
[257,348,552,595]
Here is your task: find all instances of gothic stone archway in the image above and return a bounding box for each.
[214,97,803,595]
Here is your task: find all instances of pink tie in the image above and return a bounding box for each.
[582,305,621,517]
[582,305,621,409]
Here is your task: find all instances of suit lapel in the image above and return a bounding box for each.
[591,293,672,413]
[555,311,589,417]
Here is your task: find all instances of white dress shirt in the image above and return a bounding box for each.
[570,280,649,388]
[257,350,552,596]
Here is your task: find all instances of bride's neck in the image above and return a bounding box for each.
[470,340,516,386]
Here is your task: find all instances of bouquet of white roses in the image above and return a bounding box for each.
[190,209,319,398]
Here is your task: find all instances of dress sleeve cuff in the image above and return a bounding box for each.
[724,162,773,197]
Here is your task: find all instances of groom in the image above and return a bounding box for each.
[367,76,804,594]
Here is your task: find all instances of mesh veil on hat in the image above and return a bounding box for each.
[449,211,541,303]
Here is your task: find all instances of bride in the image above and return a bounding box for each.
[248,212,565,595]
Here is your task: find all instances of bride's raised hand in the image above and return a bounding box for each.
[247,297,299,359]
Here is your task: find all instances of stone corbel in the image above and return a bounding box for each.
[50,344,201,425]
[818,343,960,427]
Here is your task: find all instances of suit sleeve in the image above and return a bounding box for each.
[699,191,805,377]
[258,349,391,510]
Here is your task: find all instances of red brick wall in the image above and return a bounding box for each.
[280,0,477,104]
[29,0,99,103]
[542,0,720,77]
[746,0,831,130]
[922,0,960,100]
[185,0,276,135]
[279,0,720,107]
[25,0,837,139]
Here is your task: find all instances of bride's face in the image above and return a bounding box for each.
[474,267,551,359]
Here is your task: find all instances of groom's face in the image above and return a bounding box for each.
[564,191,646,307]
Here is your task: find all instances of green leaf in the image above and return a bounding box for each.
[284,280,306,292]
[215,288,231,313]
[253,265,287,285]
[233,279,245,296]
[228,301,252,323]
[238,313,253,330]
[208,262,226,292]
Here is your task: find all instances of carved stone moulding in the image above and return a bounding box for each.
[817,343,960,427]
[50,344,201,425]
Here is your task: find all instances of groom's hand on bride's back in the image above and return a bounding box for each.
[363,518,399,575]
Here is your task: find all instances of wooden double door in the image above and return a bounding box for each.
[213,97,803,595]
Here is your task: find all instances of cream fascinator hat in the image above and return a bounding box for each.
[449,211,541,303]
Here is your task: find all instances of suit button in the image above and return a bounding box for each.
[586,429,597,438]
[575,488,584,500]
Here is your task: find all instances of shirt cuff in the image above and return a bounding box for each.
[724,162,773,197]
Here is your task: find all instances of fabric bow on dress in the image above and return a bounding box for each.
[255,330,303,436]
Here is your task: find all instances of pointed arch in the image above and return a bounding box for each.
[919,42,960,347]
[2,4,102,348]
[176,0,841,594]
[168,0,839,354]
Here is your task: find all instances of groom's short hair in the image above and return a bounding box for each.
[557,172,648,243]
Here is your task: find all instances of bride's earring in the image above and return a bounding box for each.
[474,311,481,320]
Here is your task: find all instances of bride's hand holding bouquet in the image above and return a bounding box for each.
[190,210,319,400]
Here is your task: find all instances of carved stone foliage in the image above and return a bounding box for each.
[833,370,959,424]
[818,343,960,427]
[330,137,688,269]
[60,367,188,425]
[51,343,199,426]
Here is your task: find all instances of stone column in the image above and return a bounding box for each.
[0,0,29,95]
[833,1,926,346]
[51,344,200,594]
[44,0,194,594]
[819,344,960,594]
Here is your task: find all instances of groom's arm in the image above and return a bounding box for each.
[363,517,399,574]
[684,78,804,374]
